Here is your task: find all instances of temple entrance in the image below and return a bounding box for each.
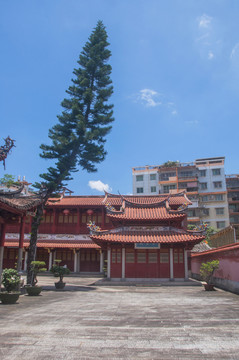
[80,249,100,272]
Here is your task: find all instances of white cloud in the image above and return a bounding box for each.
[134,89,177,116]
[198,14,212,29]
[138,89,162,107]
[230,43,239,59]
[88,180,112,193]
[208,51,214,60]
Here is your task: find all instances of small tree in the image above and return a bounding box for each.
[30,261,47,286]
[200,260,219,285]
[0,174,18,188]
[163,161,179,167]
[50,260,70,283]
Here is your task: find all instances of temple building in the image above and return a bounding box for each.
[3,191,205,280]
[0,183,43,275]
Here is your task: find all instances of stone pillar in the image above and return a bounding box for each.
[24,251,28,271]
[100,250,104,273]
[107,248,111,279]
[0,223,6,279]
[77,251,80,273]
[122,247,125,279]
[74,251,77,273]
[17,216,26,272]
[184,249,188,280]
[48,251,53,271]
[170,248,174,281]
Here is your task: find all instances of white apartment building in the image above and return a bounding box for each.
[132,157,230,230]
[196,157,229,230]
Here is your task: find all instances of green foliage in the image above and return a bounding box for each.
[0,174,18,188]
[50,260,70,282]
[200,260,219,284]
[163,161,179,167]
[187,224,217,246]
[30,261,47,286]
[38,20,114,194]
[2,269,20,293]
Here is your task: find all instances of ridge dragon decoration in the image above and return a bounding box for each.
[0,136,15,169]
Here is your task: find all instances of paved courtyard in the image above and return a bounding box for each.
[0,276,239,359]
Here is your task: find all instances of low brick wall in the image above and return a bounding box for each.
[191,243,239,295]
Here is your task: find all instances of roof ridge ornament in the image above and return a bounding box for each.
[187,223,208,234]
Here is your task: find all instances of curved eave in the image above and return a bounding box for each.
[106,211,186,221]
[90,231,205,246]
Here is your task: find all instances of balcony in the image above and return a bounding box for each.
[159,176,177,183]
[229,209,239,214]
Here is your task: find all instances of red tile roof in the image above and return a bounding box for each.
[106,206,186,221]
[91,230,204,245]
[5,239,100,249]
[46,193,191,207]
[191,242,239,257]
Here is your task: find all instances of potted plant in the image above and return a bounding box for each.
[0,268,21,304]
[26,261,47,296]
[50,259,70,289]
[200,260,219,291]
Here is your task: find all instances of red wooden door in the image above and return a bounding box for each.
[111,248,122,278]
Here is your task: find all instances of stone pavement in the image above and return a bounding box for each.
[0,276,239,359]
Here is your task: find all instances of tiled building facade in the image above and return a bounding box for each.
[132,157,230,231]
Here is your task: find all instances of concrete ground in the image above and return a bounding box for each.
[0,276,239,360]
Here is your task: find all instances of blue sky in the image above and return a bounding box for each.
[1,0,239,195]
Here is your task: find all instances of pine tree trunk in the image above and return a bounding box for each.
[26,205,44,285]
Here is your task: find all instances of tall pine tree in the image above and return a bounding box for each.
[27,21,114,283]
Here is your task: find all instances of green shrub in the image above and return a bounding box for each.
[30,261,47,286]
[2,269,20,293]
[50,260,70,282]
[200,260,219,285]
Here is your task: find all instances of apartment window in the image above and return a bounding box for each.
[200,182,207,190]
[187,209,196,217]
[160,172,176,180]
[151,186,157,193]
[201,195,208,202]
[215,194,223,201]
[202,208,210,216]
[136,187,144,194]
[217,221,225,229]
[179,171,193,178]
[212,169,221,176]
[199,170,206,177]
[150,174,156,181]
[216,207,224,215]
[136,175,143,181]
[213,181,222,188]
[163,184,176,193]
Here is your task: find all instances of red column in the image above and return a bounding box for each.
[0,223,6,247]
[0,222,7,275]
[17,216,26,271]
[101,207,105,229]
[52,209,56,233]
[77,208,81,233]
